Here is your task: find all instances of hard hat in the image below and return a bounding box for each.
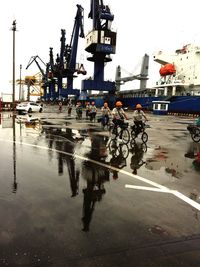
[136,104,142,109]
[115,101,122,107]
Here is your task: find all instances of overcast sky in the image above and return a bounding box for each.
[1,0,200,97]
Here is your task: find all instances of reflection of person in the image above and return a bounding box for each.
[81,135,108,231]
[133,104,147,136]
[130,142,146,175]
[109,143,128,179]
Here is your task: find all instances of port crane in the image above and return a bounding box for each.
[115,54,149,91]
[49,4,86,100]
[81,0,117,101]
[25,55,55,100]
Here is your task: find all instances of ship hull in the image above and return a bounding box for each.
[92,95,200,114]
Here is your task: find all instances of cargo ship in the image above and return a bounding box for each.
[92,44,200,114]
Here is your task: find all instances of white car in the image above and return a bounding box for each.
[16,102,43,113]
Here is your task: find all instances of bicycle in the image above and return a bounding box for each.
[108,141,129,159]
[110,120,130,145]
[187,124,200,143]
[130,121,148,143]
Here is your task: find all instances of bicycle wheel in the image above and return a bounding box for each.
[109,139,118,155]
[131,129,137,140]
[121,129,130,144]
[141,132,148,143]
[119,144,129,158]
[191,130,200,143]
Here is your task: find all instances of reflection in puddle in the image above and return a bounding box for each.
[129,142,147,175]
[145,146,182,178]
[185,142,200,172]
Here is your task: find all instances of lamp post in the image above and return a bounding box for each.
[12,20,17,109]
[19,64,22,100]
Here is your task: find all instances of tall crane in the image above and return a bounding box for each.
[49,4,86,100]
[115,54,149,91]
[81,0,117,98]
[25,55,54,100]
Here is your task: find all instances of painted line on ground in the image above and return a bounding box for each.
[126,184,200,211]
[125,185,171,193]
[1,138,200,211]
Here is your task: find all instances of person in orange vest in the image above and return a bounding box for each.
[111,101,128,136]
[133,104,148,136]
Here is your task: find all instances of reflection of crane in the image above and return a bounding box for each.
[49,4,86,100]
[81,0,117,98]
[115,54,149,91]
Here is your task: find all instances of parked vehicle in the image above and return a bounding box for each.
[16,102,43,113]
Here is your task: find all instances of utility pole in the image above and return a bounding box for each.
[19,64,22,100]
[12,20,17,109]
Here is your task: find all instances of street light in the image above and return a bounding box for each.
[19,64,22,100]
[12,20,17,109]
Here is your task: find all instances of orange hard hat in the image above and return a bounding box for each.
[115,101,122,107]
[136,104,142,109]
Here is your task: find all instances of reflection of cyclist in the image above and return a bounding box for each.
[109,144,128,179]
[112,101,128,136]
[130,142,146,175]
[133,104,148,136]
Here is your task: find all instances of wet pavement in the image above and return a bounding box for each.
[0,107,200,267]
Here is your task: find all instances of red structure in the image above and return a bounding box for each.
[159,64,176,76]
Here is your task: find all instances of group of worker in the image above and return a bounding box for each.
[76,101,98,121]
[101,101,148,136]
[59,100,148,135]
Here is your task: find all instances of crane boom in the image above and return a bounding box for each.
[115,54,149,91]
[26,56,46,77]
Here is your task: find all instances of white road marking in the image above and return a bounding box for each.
[1,138,200,211]
[126,184,200,211]
[125,185,171,193]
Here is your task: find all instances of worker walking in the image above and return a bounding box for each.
[101,102,111,127]
[67,101,73,116]
[76,102,83,119]
[58,101,63,112]
[89,101,97,122]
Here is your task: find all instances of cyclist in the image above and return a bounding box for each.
[133,104,148,136]
[101,102,111,127]
[111,101,128,136]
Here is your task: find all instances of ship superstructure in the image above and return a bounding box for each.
[153,44,200,96]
